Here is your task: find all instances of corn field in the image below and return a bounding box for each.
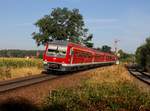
[0,58,43,68]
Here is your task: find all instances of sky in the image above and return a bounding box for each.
[0,0,150,53]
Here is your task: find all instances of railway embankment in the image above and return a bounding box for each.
[0,64,150,111]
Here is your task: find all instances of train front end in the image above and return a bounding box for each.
[43,41,70,71]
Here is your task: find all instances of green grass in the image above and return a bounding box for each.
[43,82,150,111]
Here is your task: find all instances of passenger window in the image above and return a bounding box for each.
[70,48,74,55]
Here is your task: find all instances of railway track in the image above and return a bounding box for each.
[0,68,93,93]
[128,68,150,85]
[0,73,58,93]
[0,66,98,93]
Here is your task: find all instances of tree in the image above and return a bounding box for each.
[32,7,93,47]
[83,34,93,47]
[101,45,111,53]
[135,45,146,67]
[95,47,101,51]
[118,49,133,62]
[135,37,150,71]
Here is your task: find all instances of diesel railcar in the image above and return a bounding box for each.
[43,41,118,71]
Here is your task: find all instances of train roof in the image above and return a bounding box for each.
[48,40,68,46]
[48,40,116,56]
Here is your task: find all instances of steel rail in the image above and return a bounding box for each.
[128,68,150,85]
[0,74,58,93]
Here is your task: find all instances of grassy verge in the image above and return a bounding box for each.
[0,58,42,80]
[43,65,150,111]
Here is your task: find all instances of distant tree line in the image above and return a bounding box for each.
[135,37,150,72]
[0,50,44,58]
[95,45,112,53]
[95,45,133,62]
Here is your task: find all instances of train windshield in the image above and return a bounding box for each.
[46,44,67,58]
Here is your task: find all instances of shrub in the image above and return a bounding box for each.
[0,67,12,79]
[43,82,150,111]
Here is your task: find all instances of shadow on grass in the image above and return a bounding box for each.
[43,104,66,111]
[0,97,40,111]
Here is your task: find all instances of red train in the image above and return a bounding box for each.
[43,41,118,71]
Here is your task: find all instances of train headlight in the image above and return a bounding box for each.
[43,61,48,64]
[116,60,119,65]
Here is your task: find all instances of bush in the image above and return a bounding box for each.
[0,67,12,79]
[135,37,150,72]
[43,82,150,111]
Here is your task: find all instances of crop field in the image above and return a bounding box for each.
[0,58,43,80]
[0,58,42,68]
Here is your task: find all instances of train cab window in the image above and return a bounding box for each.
[46,44,67,58]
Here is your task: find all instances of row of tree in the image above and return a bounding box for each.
[95,45,112,53]
[135,37,150,71]
[0,50,43,58]
[118,49,133,62]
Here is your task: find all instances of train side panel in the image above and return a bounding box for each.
[71,48,93,64]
